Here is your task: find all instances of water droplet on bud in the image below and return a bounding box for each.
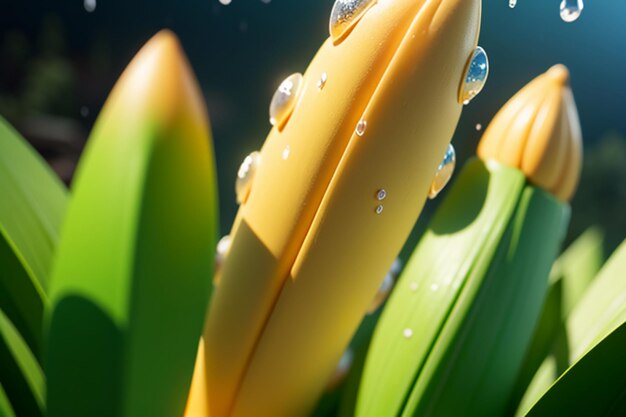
[459,46,489,104]
[356,119,368,136]
[236,151,261,204]
[269,73,303,129]
[329,0,377,42]
[429,144,456,200]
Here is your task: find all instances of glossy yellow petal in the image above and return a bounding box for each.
[202,1,482,416]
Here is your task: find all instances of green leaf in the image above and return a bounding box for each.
[0,383,16,417]
[357,159,527,417]
[0,117,67,357]
[401,183,567,417]
[508,227,605,414]
[45,32,218,417]
[517,239,626,416]
[0,309,45,417]
[525,321,626,417]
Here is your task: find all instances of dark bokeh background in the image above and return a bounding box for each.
[1,0,624,252]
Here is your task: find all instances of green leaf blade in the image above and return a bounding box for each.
[0,117,67,357]
[46,32,218,417]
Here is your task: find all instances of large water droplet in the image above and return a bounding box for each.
[459,46,489,104]
[329,0,376,42]
[269,73,303,129]
[236,151,261,204]
[429,144,456,200]
[560,0,583,22]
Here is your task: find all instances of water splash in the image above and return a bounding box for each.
[236,151,261,204]
[329,0,377,41]
[428,144,456,200]
[459,46,489,105]
[560,0,584,22]
[269,73,303,128]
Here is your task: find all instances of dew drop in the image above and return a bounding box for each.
[329,0,377,42]
[356,119,367,136]
[428,144,456,200]
[215,235,232,271]
[459,46,489,105]
[282,145,291,160]
[269,73,303,128]
[375,205,384,215]
[317,72,328,91]
[560,0,583,22]
[403,328,413,339]
[376,189,387,201]
[508,0,517,8]
[236,151,261,204]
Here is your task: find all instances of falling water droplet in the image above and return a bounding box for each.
[84,0,96,12]
[269,73,303,128]
[508,0,517,8]
[376,189,387,201]
[236,151,261,204]
[409,282,419,292]
[475,123,483,131]
[429,144,456,200]
[459,46,489,104]
[560,0,584,22]
[317,72,328,91]
[375,205,384,215]
[329,0,377,42]
[430,283,440,292]
[215,234,232,272]
[403,328,414,339]
[356,119,368,136]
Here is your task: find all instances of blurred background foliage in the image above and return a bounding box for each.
[0,0,624,252]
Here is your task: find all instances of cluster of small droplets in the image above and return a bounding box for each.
[375,188,386,215]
